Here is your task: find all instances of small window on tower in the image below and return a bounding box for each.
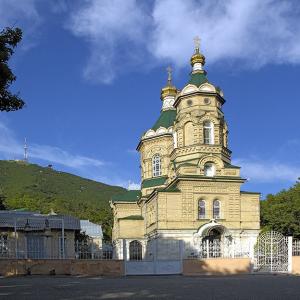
[203,121,214,144]
[152,154,162,177]
[204,163,215,177]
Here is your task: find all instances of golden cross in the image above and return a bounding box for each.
[194,36,201,52]
[167,66,172,84]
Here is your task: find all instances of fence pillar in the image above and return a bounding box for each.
[123,239,127,275]
[179,240,184,273]
[206,239,209,258]
[288,236,293,273]
[14,217,17,259]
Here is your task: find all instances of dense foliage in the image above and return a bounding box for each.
[0,160,125,240]
[0,27,25,111]
[0,193,5,210]
[261,180,300,237]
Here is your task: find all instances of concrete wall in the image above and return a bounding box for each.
[292,256,300,275]
[0,259,124,277]
[183,258,251,276]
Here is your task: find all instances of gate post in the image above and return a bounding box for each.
[123,239,127,276]
[288,236,293,273]
[179,240,184,274]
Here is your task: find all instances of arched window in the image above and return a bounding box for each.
[203,121,214,145]
[184,122,194,146]
[204,163,215,177]
[152,154,161,177]
[198,200,206,219]
[129,240,142,260]
[213,200,220,219]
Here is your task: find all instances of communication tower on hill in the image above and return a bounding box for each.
[24,137,28,162]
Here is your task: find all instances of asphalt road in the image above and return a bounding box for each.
[0,274,300,300]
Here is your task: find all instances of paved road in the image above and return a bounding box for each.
[0,274,300,299]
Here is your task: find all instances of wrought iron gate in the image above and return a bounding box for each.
[254,231,290,273]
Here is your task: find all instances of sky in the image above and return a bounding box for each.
[0,0,300,198]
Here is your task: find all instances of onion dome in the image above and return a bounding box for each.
[190,36,206,72]
[160,66,177,100]
[188,36,209,87]
[160,66,177,111]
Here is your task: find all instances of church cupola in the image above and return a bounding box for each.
[160,66,177,111]
[190,36,205,73]
[189,36,209,87]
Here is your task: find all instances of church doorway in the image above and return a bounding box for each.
[199,225,225,258]
[202,228,221,243]
[129,240,142,261]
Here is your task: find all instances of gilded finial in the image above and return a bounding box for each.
[161,66,177,100]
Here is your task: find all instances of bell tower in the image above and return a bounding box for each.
[171,37,234,178]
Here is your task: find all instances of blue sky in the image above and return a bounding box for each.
[0,0,299,198]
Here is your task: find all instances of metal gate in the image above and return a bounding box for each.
[254,231,290,273]
[124,239,183,275]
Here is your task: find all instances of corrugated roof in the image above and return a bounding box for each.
[80,220,103,238]
[0,210,80,230]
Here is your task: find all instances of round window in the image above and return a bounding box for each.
[204,98,211,105]
[187,99,193,106]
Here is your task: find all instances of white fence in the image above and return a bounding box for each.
[293,239,300,256]
[0,236,113,260]
[75,240,113,260]
[186,239,251,259]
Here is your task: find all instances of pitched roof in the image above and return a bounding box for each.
[152,109,176,131]
[141,176,168,189]
[111,190,141,203]
[0,210,80,230]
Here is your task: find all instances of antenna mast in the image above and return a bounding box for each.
[24,137,28,162]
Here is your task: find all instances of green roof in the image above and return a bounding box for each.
[118,215,144,220]
[142,176,168,189]
[241,191,261,195]
[152,109,176,131]
[224,163,241,169]
[188,72,208,87]
[111,190,141,203]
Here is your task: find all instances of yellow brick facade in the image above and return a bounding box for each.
[111,44,260,258]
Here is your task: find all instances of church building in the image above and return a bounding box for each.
[111,40,260,260]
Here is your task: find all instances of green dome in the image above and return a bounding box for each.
[188,72,209,87]
[152,109,176,131]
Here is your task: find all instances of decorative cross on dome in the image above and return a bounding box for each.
[167,66,172,85]
[194,36,201,52]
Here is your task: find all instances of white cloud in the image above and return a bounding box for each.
[67,0,300,83]
[67,0,151,84]
[0,0,41,49]
[0,119,104,170]
[151,0,300,68]
[128,181,140,190]
[234,158,300,183]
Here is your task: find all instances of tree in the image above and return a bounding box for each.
[0,193,6,210]
[261,180,300,237]
[0,27,25,111]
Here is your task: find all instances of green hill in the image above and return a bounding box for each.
[0,160,126,239]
